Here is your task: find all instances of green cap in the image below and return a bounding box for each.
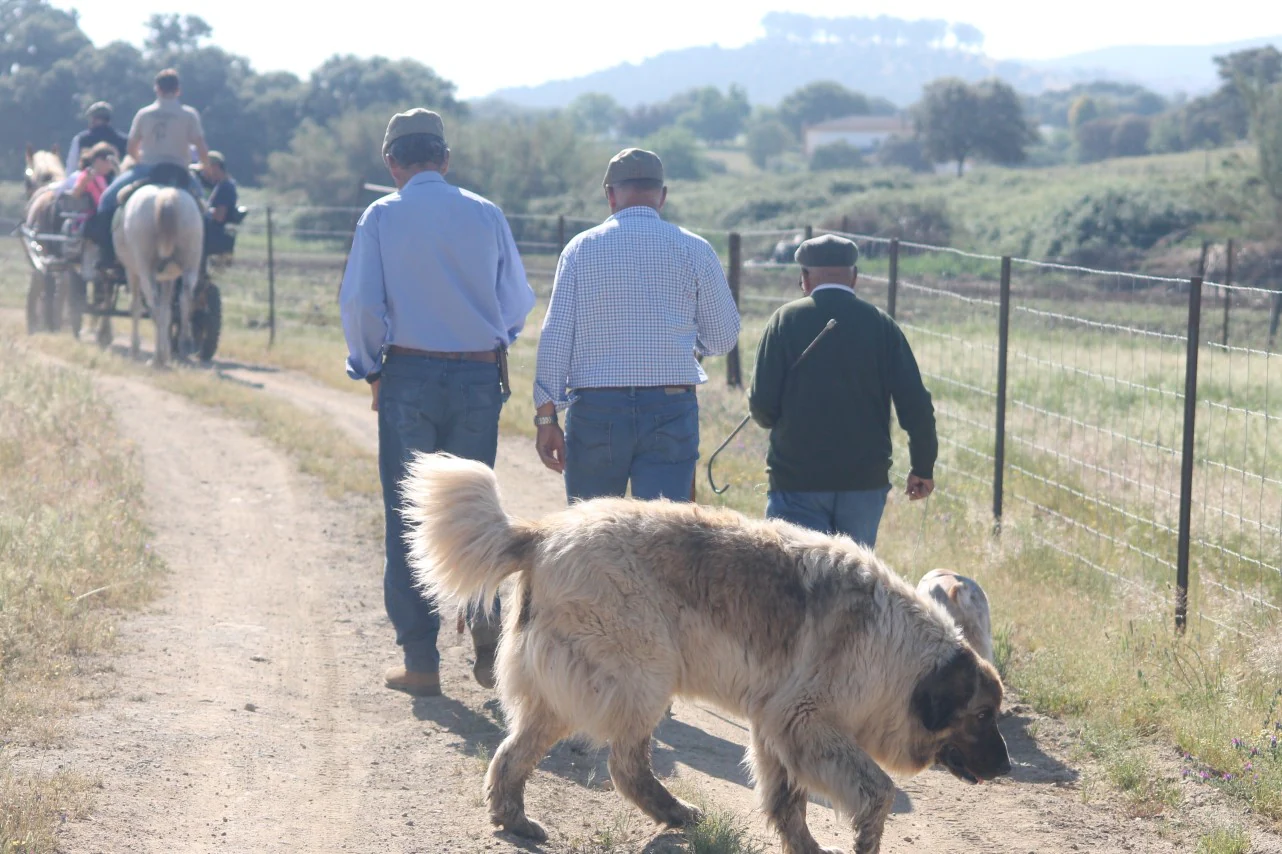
[795,234,859,268]
[383,108,446,154]
[603,148,664,186]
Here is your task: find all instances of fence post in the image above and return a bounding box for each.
[267,206,276,348]
[1222,239,1233,348]
[840,215,849,234]
[993,256,1012,532]
[803,225,814,241]
[1176,276,1203,634]
[557,214,566,251]
[887,238,899,319]
[726,232,743,387]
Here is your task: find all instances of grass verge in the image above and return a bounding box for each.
[0,336,163,852]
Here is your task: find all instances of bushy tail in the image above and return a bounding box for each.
[154,188,179,268]
[401,452,536,614]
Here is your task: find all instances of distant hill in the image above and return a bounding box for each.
[486,21,1281,109]
[1025,36,1282,96]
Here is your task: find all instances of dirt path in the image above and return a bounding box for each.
[25,345,1281,853]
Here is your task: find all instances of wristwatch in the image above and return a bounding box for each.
[534,413,558,427]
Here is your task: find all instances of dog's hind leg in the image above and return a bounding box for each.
[770,717,894,854]
[748,731,842,854]
[485,700,568,842]
[608,731,703,829]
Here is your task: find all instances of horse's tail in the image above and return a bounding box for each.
[154,188,180,261]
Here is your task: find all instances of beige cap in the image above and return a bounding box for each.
[603,148,664,186]
[383,108,446,154]
[206,150,225,167]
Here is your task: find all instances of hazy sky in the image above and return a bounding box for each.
[65,0,1282,99]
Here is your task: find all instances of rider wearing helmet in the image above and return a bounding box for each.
[86,68,210,270]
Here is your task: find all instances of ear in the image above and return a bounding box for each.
[947,584,961,603]
[911,648,978,732]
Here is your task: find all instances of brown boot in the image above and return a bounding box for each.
[384,665,441,697]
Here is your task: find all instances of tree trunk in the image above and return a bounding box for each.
[956,156,965,177]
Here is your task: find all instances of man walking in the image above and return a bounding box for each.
[748,234,937,548]
[339,108,536,697]
[533,148,739,502]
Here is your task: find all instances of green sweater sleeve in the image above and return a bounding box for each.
[888,322,938,479]
[749,314,786,429]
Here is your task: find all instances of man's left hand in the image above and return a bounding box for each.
[536,424,566,473]
[369,379,380,412]
[907,474,934,500]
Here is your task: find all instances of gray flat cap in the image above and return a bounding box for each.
[603,148,664,186]
[795,234,859,268]
[383,108,446,154]
[87,101,112,119]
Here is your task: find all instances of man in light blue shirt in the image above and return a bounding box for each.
[339,108,536,698]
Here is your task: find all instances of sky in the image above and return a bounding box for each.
[65,0,1282,100]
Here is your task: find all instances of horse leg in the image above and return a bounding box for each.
[178,269,196,360]
[154,277,174,368]
[129,269,143,360]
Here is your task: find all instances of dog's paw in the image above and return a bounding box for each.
[501,815,548,842]
[668,800,704,828]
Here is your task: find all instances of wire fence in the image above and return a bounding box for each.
[181,202,1282,635]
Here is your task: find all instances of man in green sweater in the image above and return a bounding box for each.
[748,234,937,548]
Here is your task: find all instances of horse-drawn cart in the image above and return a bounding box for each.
[17,200,234,363]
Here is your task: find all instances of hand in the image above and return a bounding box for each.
[536,424,566,473]
[907,474,934,501]
[369,379,380,412]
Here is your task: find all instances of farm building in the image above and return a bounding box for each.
[802,114,914,156]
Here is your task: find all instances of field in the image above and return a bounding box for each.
[2,158,1281,850]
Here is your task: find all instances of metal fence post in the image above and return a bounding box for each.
[267,206,276,348]
[1176,276,1203,634]
[993,256,1012,532]
[840,215,849,234]
[1222,239,1233,348]
[887,238,899,319]
[557,214,566,251]
[804,224,814,241]
[726,232,743,387]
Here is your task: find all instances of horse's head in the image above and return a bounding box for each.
[24,143,65,198]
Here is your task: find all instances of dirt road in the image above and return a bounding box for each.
[30,350,1280,853]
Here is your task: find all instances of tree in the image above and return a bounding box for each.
[640,126,706,180]
[1110,115,1151,158]
[302,55,461,127]
[677,85,751,144]
[143,13,213,54]
[778,81,873,136]
[1074,117,1117,162]
[618,102,682,138]
[1067,95,1100,131]
[877,134,932,172]
[568,92,622,137]
[809,141,864,171]
[745,117,793,169]
[1242,81,1282,225]
[0,0,90,76]
[916,77,1034,176]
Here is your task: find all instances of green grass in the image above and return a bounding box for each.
[0,336,163,852]
[1196,826,1252,854]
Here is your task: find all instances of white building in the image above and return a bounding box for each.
[802,114,914,156]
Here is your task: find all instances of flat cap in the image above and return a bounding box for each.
[87,101,112,119]
[383,108,446,154]
[603,148,664,186]
[206,150,225,167]
[795,234,859,268]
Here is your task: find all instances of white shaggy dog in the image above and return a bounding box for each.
[916,569,995,666]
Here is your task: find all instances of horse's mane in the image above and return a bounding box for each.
[31,150,66,184]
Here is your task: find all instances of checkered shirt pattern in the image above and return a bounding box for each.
[533,206,741,408]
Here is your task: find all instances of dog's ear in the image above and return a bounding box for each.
[912,648,978,732]
[947,584,961,603]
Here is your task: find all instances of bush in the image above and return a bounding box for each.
[877,134,933,172]
[640,126,707,180]
[834,198,954,244]
[746,118,794,170]
[809,141,865,171]
[1045,189,1207,264]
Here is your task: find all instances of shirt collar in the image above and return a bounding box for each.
[404,171,446,189]
[811,283,855,295]
[609,205,661,222]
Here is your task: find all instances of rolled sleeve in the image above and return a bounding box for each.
[338,206,388,380]
[493,208,536,345]
[693,243,741,357]
[532,245,578,409]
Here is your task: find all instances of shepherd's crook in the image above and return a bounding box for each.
[707,319,839,495]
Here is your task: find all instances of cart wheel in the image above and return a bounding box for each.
[195,284,221,362]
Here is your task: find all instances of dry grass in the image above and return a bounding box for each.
[0,336,162,852]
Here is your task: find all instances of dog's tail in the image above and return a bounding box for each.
[401,452,536,615]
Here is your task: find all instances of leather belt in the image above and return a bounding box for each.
[388,345,497,363]
[582,385,694,394]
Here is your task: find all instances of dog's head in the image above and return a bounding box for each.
[911,646,1011,784]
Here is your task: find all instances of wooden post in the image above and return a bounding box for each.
[887,238,900,319]
[726,232,743,387]
[267,206,276,348]
[1222,239,1233,348]
[804,224,814,241]
[557,214,566,251]
[840,215,849,234]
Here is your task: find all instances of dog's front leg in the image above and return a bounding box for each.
[767,717,895,854]
[748,730,843,854]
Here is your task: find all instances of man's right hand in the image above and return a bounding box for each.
[907,473,934,500]
[536,424,566,474]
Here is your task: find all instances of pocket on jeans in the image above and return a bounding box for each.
[566,413,612,469]
[647,406,699,464]
[463,381,502,433]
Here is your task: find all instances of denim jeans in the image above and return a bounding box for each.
[563,387,699,503]
[98,164,205,219]
[765,485,893,549]
[378,353,507,673]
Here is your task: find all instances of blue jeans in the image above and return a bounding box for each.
[766,486,893,549]
[563,387,699,503]
[378,354,507,673]
[98,164,204,220]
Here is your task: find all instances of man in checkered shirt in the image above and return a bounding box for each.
[533,148,741,502]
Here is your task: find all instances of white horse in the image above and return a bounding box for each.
[112,184,204,367]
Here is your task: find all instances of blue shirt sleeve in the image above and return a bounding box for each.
[693,241,741,357]
[533,243,578,408]
[492,208,536,345]
[338,205,388,380]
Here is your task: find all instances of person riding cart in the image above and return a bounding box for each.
[83,68,210,272]
[199,151,242,258]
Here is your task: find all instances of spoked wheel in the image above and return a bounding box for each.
[170,282,222,363]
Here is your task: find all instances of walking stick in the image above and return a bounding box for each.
[707,319,839,495]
